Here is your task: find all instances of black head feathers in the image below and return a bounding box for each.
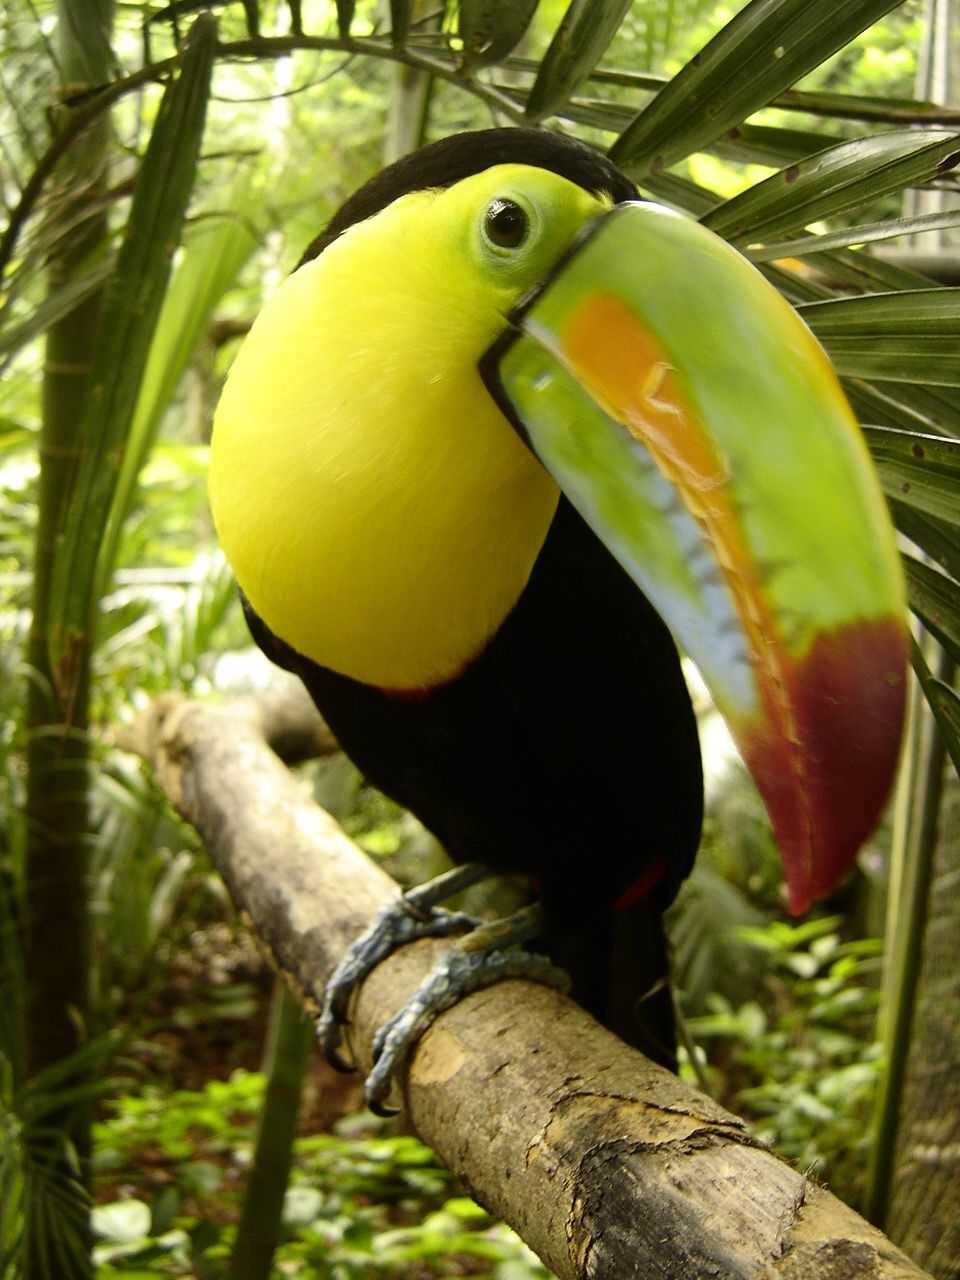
[298,128,637,268]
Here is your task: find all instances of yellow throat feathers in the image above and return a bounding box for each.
[209,166,607,690]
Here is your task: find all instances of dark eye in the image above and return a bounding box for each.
[483,198,530,250]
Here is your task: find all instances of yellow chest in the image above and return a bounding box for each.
[208,229,559,690]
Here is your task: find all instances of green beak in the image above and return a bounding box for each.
[483,202,907,914]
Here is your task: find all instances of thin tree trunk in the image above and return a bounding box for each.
[23,0,115,1174]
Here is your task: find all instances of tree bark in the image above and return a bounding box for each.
[128,678,936,1280]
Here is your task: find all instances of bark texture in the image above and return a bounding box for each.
[129,679,935,1280]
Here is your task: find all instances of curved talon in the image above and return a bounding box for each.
[316,1012,357,1074]
[318,892,480,1069]
[362,943,570,1113]
[369,1095,402,1118]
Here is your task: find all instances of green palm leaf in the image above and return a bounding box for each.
[748,209,960,259]
[703,131,960,244]
[458,0,539,68]
[889,502,960,583]
[525,0,633,122]
[912,648,960,776]
[905,556,960,666]
[801,290,960,386]
[609,0,905,172]
[46,14,215,686]
[865,428,960,528]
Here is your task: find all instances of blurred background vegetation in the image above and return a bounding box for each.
[1,0,959,1276]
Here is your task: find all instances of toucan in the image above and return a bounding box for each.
[209,128,907,1104]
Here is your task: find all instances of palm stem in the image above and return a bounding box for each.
[865,640,953,1224]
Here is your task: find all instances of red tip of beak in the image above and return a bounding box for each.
[739,616,907,914]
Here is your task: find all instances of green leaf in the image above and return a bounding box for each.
[458,0,538,69]
[711,123,837,168]
[911,643,960,777]
[703,130,960,244]
[525,0,633,123]
[850,372,960,436]
[888,501,960,584]
[639,172,722,217]
[905,555,960,665]
[864,427,960,529]
[92,1199,152,1245]
[775,86,960,128]
[541,60,960,128]
[46,15,215,675]
[799,291,960,387]
[540,93,633,134]
[505,53,666,96]
[0,258,114,362]
[94,206,257,600]
[609,0,906,173]
[559,101,831,169]
[748,209,960,260]
[817,242,946,294]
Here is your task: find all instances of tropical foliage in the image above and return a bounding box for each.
[2,0,959,1276]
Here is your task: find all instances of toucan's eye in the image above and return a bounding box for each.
[482,198,530,251]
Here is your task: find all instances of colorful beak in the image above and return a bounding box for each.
[482,202,907,914]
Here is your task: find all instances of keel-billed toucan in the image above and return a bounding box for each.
[209,128,907,1093]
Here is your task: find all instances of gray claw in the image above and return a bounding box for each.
[318,896,478,1068]
[363,944,569,1114]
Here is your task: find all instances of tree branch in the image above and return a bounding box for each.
[128,679,934,1280]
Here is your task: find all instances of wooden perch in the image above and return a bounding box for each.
[129,678,933,1280]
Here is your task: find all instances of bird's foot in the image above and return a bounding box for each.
[318,862,491,1070]
[364,903,570,1116]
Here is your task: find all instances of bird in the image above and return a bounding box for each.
[208,127,907,1106]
